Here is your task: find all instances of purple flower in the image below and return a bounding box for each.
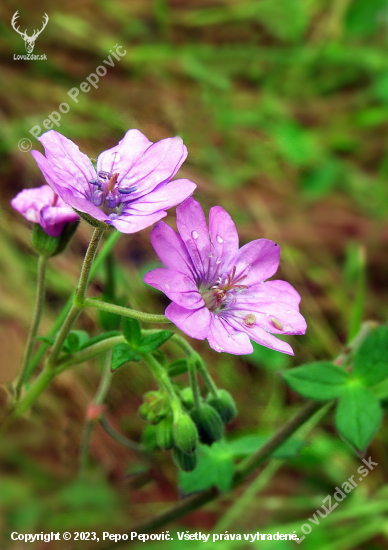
[144,198,306,355]
[11,185,79,237]
[30,130,196,233]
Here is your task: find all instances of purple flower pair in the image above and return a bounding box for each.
[12,128,306,355]
[145,199,306,355]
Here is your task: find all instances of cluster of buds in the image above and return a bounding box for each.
[139,386,237,472]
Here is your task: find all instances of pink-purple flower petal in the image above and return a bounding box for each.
[37,131,96,195]
[97,129,152,179]
[207,316,253,355]
[176,198,212,281]
[165,303,210,340]
[149,222,195,277]
[231,239,280,286]
[144,268,204,309]
[208,205,239,277]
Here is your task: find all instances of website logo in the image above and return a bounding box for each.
[11,11,48,60]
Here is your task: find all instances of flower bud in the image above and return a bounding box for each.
[190,404,224,445]
[207,390,237,424]
[180,387,194,410]
[172,413,198,454]
[172,447,198,472]
[138,391,169,424]
[31,223,61,258]
[156,416,174,450]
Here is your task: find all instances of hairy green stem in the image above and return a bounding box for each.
[172,334,218,398]
[84,298,169,324]
[27,230,121,377]
[188,356,201,411]
[16,255,47,397]
[196,356,219,398]
[56,335,124,372]
[13,227,105,418]
[48,227,105,367]
[99,415,145,453]
[142,352,181,415]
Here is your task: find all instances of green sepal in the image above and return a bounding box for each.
[190,404,224,445]
[32,224,61,258]
[172,447,198,472]
[31,222,79,258]
[156,415,174,450]
[207,390,237,424]
[74,209,112,230]
[172,413,199,454]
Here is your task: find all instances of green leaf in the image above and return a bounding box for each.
[111,343,141,371]
[335,383,382,450]
[63,330,90,353]
[282,362,351,400]
[226,435,305,459]
[179,443,235,493]
[353,326,388,386]
[137,331,173,353]
[167,358,188,377]
[121,317,141,348]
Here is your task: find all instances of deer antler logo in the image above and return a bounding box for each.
[11,11,49,54]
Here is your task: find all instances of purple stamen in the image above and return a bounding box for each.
[91,190,103,206]
[118,185,137,195]
[106,192,118,208]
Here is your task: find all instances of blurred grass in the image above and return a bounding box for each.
[1,0,388,548]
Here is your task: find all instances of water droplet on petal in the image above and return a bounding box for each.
[217,235,224,244]
[109,213,118,220]
[165,283,170,289]
[192,230,199,240]
[287,310,290,314]
[216,259,221,264]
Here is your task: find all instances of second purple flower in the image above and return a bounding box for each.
[31,129,196,233]
[145,199,307,355]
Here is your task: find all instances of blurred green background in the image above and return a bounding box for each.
[1,0,388,548]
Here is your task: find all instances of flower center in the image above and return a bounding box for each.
[89,171,137,216]
[201,266,247,312]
